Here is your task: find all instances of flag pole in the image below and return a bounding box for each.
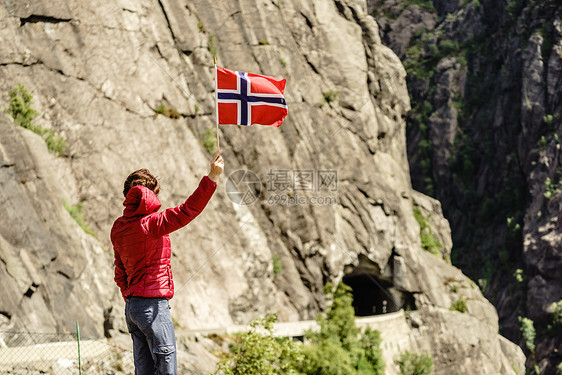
[214,56,221,153]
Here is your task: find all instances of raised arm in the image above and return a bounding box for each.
[144,152,224,238]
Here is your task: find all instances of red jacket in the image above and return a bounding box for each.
[111,176,216,300]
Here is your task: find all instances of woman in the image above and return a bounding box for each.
[111,152,224,374]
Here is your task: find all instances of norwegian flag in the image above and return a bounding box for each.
[215,67,288,127]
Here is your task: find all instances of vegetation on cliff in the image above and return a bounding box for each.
[214,283,386,375]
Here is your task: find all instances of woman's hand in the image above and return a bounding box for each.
[208,151,224,182]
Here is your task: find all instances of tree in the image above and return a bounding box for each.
[297,282,385,375]
[213,282,385,375]
[213,314,303,375]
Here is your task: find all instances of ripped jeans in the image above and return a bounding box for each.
[125,297,177,375]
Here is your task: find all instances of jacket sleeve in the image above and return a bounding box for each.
[144,176,217,238]
[114,250,128,301]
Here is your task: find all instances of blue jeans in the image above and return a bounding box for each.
[125,297,177,375]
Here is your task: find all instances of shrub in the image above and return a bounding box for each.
[213,314,303,375]
[5,84,37,128]
[557,362,562,375]
[300,282,385,374]
[154,103,181,119]
[208,34,218,59]
[518,316,536,351]
[395,351,434,375]
[201,128,217,154]
[5,84,67,156]
[544,177,560,199]
[272,254,283,277]
[513,269,525,283]
[214,283,385,375]
[547,300,562,333]
[358,328,385,375]
[413,207,442,256]
[506,0,523,22]
[438,39,460,55]
[405,0,435,13]
[543,114,554,125]
[323,90,339,104]
[258,40,270,45]
[63,200,95,236]
[450,299,468,313]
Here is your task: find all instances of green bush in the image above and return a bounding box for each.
[438,40,460,55]
[547,300,562,333]
[395,351,434,375]
[272,254,283,277]
[154,102,181,119]
[323,90,339,104]
[506,0,523,22]
[5,84,67,156]
[543,114,554,125]
[413,207,442,256]
[63,200,95,237]
[201,128,217,154]
[404,0,435,13]
[557,362,562,375]
[299,282,385,375]
[513,269,525,283]
[214,283,385,375]
[544,177,560,199]
[450,299,468,313]
[208,34,218,59]
[5,84,37,128]
[213,314,303,375]
[518,316,536,352]
[358,328,385,375]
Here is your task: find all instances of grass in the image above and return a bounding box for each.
[395,351,434,375]
[404,0,436,13]
[450,299,468,313]
[5,84,67,156]
[272,254,283,278]
[154,103,181,119]
[208,34,218,59]
[63,200,95,237]
[413,207,442,256]
[544,177,560,199]
[519,316,536,351]
[323,90,339,104]
[201,128,217,154]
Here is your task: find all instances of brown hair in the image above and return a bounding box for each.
[123,168,160,197]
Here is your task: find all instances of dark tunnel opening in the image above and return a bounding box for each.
[343,272,414,316]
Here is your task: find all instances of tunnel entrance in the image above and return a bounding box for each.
[343,273,399,316]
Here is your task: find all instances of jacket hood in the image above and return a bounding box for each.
[123,185,161,217]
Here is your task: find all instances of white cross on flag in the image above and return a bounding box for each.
[215,66,288,127]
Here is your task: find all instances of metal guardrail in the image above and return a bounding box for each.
[0,329,131,374]
[178,310,406,338]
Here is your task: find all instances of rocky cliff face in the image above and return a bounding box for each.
[0,0,525,373]
[369,0,561,372]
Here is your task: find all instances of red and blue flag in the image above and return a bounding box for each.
[215,67,288,127]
